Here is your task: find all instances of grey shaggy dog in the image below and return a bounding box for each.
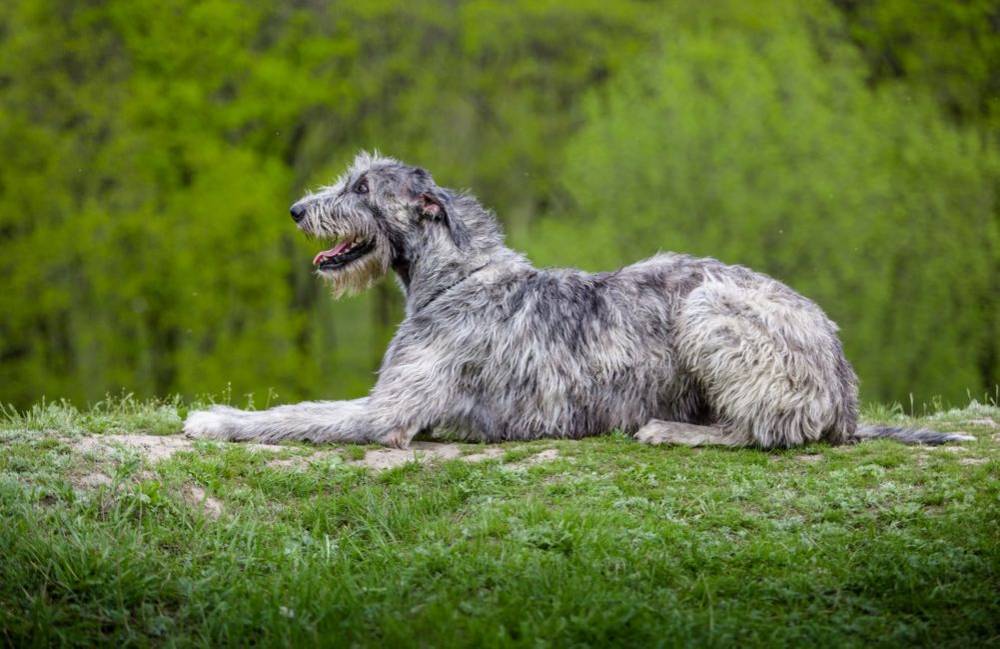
[184,152,973,449]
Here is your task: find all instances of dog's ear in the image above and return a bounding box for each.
[417,191,445,220]
[418,188,470,249]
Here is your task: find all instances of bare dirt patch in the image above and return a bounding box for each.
[183,484,223,519]
[935,445,968,454]
[794,454,823,463]
[72,434,287,463]
[69,469,155,493]
[341,443,561,472]
[958,457,988,466]
[460,447,506,463]
[73,434,194,462]
[73,472,113,490]
[68,435,560,474]
[505,448,561,469]
[351,441,464,471]
[264,443,508,472]
[265,456,314,470]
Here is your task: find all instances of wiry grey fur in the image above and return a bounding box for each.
[184,152,974,449]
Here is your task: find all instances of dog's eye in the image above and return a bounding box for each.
[354,178,369,195]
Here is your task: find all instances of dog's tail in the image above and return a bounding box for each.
[852,425,975,446]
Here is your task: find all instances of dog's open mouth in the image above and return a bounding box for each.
[312,237,376,271]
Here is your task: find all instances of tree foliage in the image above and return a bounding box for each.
[530,2,997,404]
[0,0,995,408]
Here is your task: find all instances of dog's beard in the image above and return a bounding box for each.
[317,240,391,298]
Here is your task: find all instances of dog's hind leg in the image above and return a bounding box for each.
[635,420,749,448]
[183,398,415,446]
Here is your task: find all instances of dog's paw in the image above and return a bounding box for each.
[635,421,687,446]
[635,425,669,446]
[378,427,418,449]
[184,409,238,440]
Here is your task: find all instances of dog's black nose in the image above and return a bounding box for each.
[290,203,307,223]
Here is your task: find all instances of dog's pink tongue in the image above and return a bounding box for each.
[313,240,352,266]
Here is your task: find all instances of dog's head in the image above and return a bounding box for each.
[289,152,473,296]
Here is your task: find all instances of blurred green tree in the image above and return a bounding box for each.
[528,1,997,404]
[0,0,995,408]
[0,0,658,406]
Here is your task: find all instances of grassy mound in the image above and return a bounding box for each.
[1,397,997,646]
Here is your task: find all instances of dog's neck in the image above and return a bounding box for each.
[392,195,530,314]
[396,238,527,315]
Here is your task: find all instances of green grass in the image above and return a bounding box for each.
[1,397,998,647]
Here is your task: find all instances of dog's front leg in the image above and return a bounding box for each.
[183,398,413,445]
